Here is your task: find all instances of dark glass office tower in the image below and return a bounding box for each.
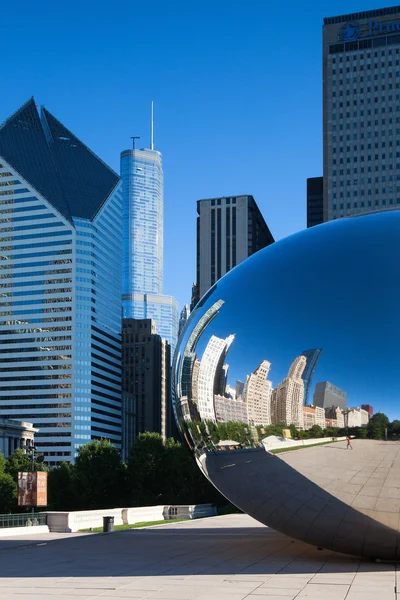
[122,319,171,457]
[193,195,274,304]
[307,177,324,227]
[0,98,123,463]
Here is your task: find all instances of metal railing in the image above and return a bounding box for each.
[0,513,47,528]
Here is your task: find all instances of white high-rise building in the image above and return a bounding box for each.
[244,360,272,426]
[197,334,234,421]
[271,356,306,429]
[0,99,123,464]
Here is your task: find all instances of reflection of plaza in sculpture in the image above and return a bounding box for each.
[173,212,400,560]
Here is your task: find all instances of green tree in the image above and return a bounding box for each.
[127,432,168,506]
[0,472,17,513]
[47,462,77,511]
[127,432,224,507]
[367,413,389,440]
[73,440,127,510]
[389,420,400,437]
[308,425,324,438]
[0,452,6,474]
[324,426,340,438]
[5,449,47,482]
[357,427,368,439]
[288,424,298,439]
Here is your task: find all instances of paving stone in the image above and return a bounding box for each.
[0,514,398,600]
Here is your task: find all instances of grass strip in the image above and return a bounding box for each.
[79,518,186,533]
[270,440,340,454]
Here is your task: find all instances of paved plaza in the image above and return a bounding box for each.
[0,514,398,600]
[205,439,400,561]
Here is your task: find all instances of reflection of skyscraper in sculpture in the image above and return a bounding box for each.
[218,364,229,396]
[244,361,273,426]
[236,380,244,402]
[214,395,248,423]
[178,304,190,337]
[191,358,201,406]
[176,299,225,422]
[197,334,235,421]
[271,355,306,428]
[301,348,322,405]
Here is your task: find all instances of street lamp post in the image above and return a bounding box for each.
[21,444,37,519]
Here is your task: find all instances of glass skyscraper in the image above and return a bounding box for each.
[323,6,400,220]
[121,143,178,356]
[0,98,123,464]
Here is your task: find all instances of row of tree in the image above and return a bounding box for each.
[259,413,396,441]
[0,414,395,514]
[0,433,225,514]
[185,413,395,447]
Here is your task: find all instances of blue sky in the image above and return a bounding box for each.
[1,0,393,309]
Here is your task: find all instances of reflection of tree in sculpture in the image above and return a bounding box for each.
[271,355,306,429]
[244,360,273,426]
[197,334,235,421]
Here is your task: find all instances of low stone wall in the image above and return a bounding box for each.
[262,435,347,452]
[0,525,49,537]
[44,504,217,533]
[44,508,124,533]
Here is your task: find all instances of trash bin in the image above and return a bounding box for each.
[103,516,114,533]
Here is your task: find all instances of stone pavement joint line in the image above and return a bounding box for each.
[0,514,397,599]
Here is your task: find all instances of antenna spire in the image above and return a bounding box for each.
[131,136,140,150]
[150,101,154,150]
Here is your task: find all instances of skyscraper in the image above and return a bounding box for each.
[0,99,123,463]
[306,177,324,228]
[121,112,178,356]
[121,319,171,457]
[192,195,274,306]
[323,6,400,221]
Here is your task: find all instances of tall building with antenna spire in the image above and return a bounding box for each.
[121,103,178,356]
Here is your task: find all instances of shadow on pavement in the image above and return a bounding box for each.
[0,524,381,579]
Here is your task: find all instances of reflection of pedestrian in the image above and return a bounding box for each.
[347,436,353,450]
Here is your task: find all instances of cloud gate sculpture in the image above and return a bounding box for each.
[173,211,400,560]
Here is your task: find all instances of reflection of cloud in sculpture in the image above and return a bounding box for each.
[301,348,322,405]
[197,334,235,421]
[244,360,273,426]
[271,355,306,428]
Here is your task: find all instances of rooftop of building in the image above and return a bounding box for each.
[0,98,119,224]
[0,418,37,432]
[324,5,400,25]
[197,194,254,203]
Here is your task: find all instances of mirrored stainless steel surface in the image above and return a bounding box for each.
[173,211,400,560]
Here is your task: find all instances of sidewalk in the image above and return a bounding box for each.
[0,513,397,599]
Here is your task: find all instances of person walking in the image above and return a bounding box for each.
[347,436,353,450]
